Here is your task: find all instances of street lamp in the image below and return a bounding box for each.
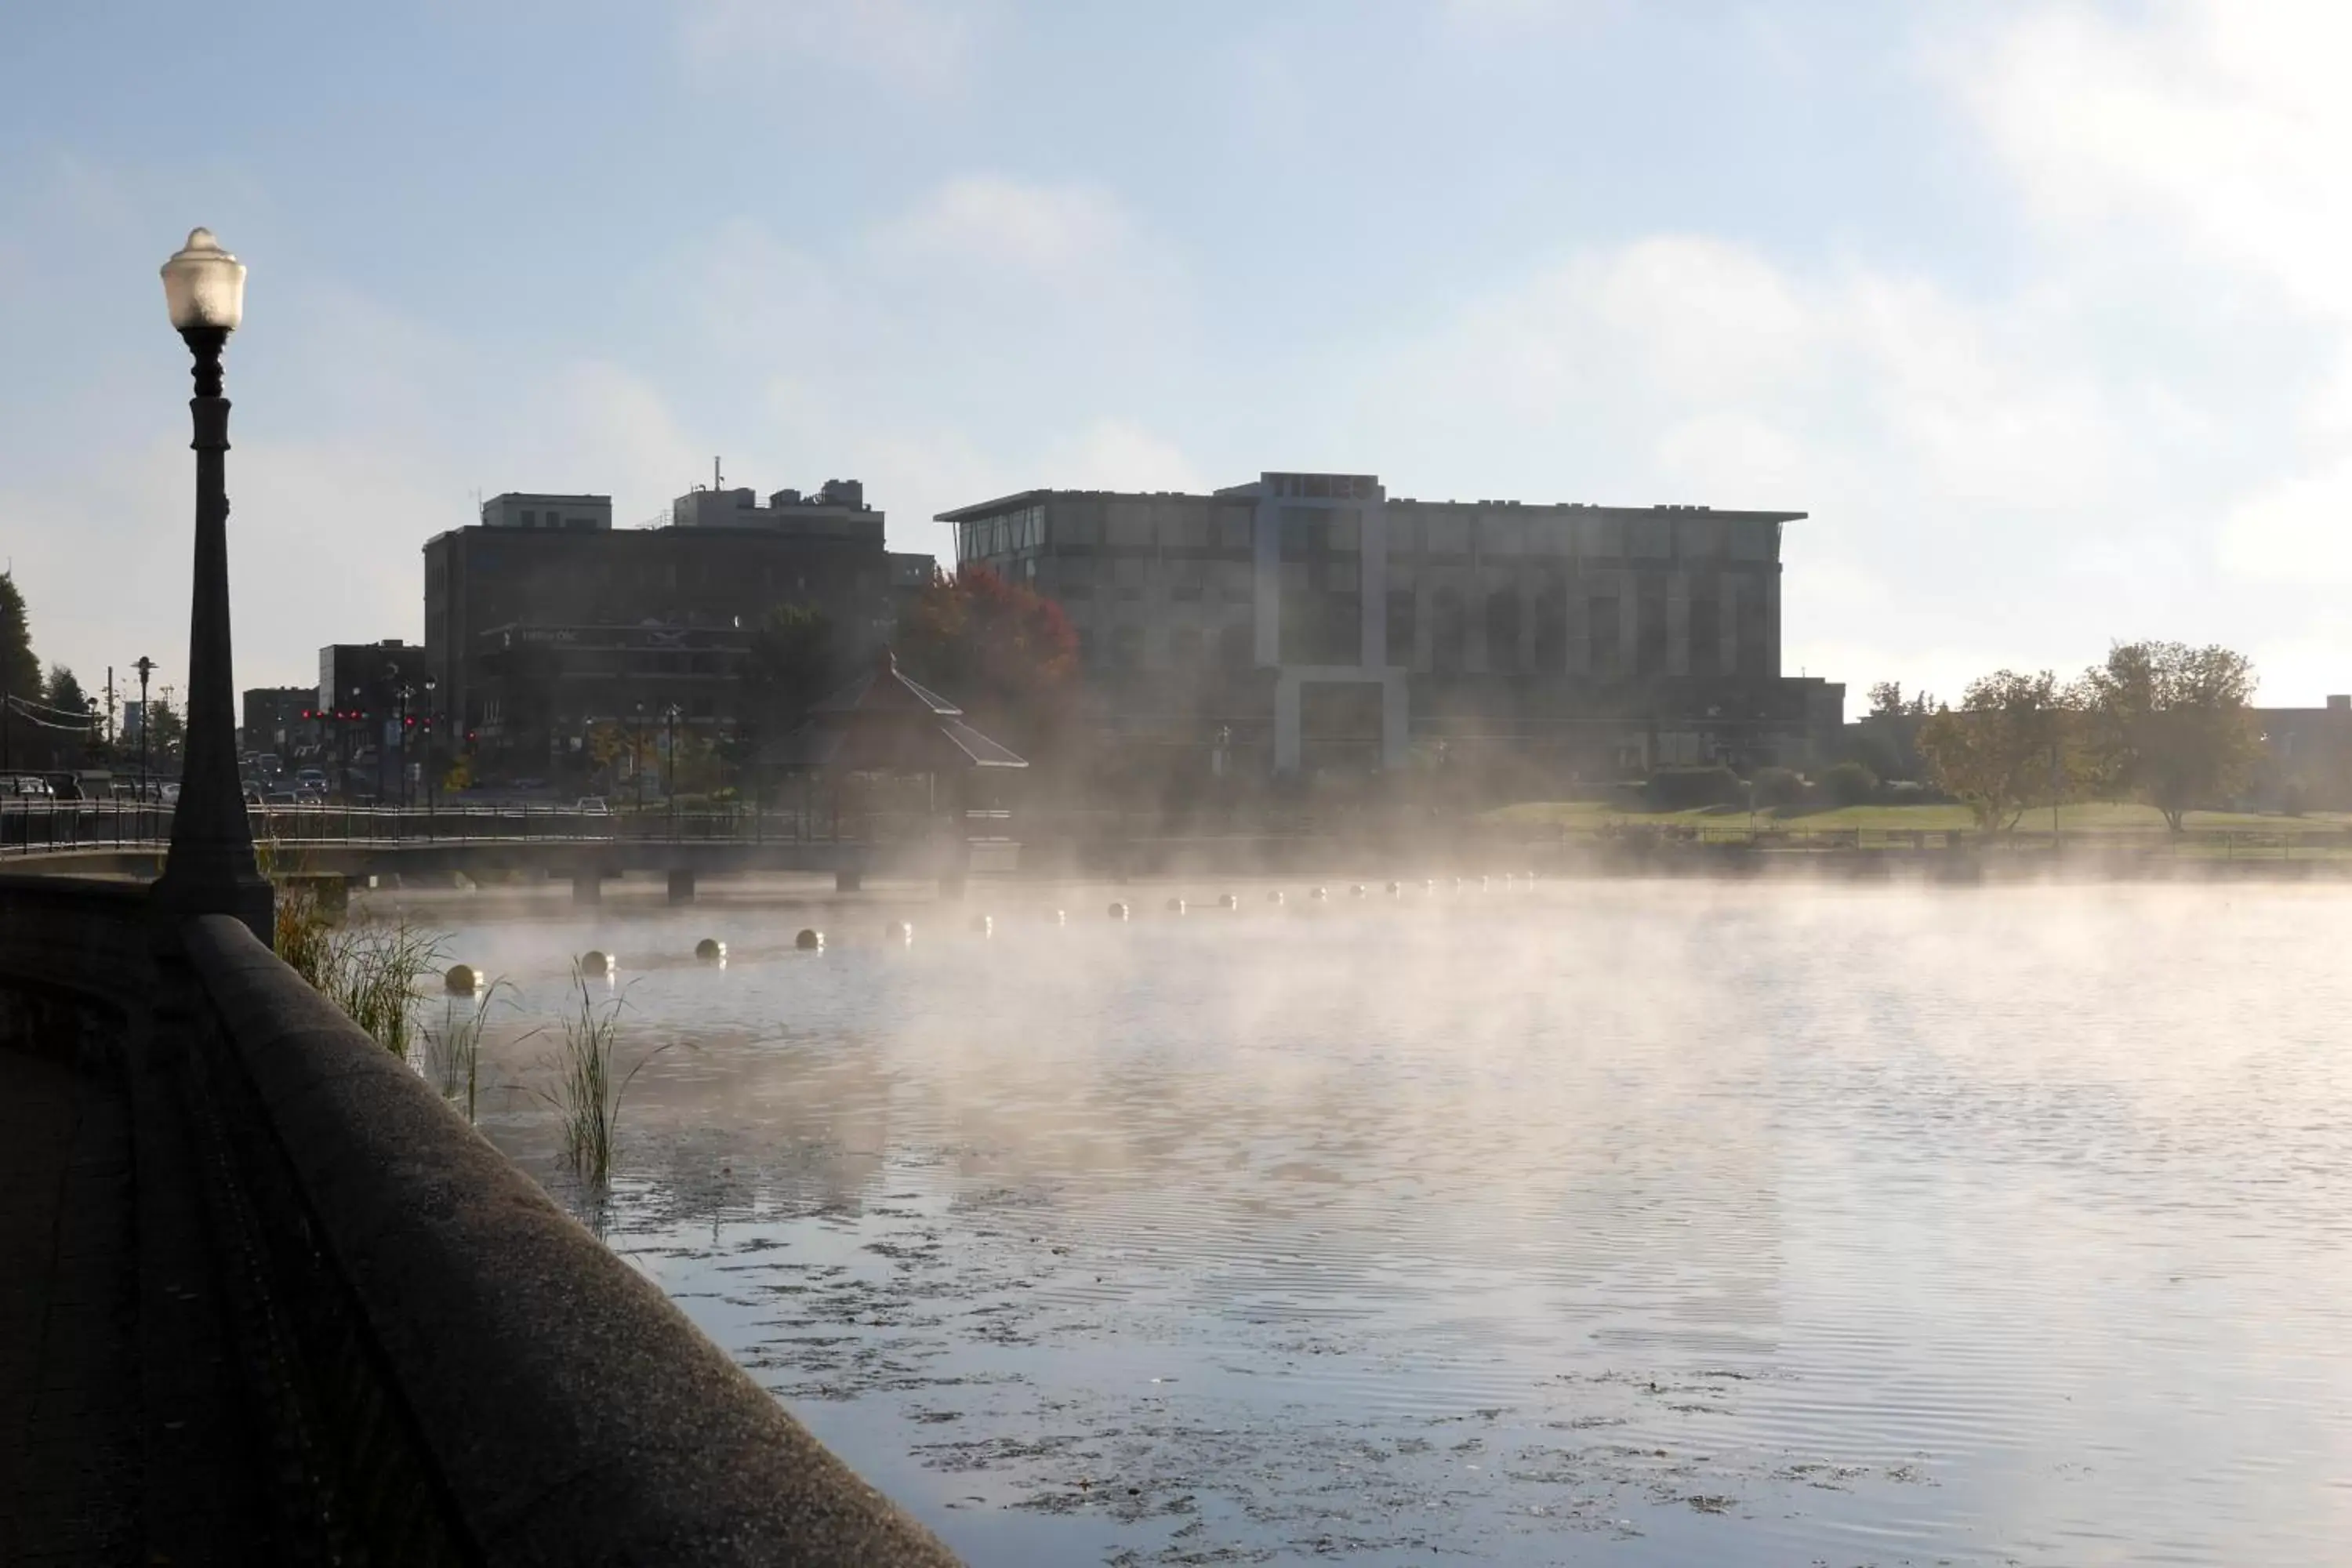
[396,680,415,809]
[383,659,400,806]
[633,701,647,814]
[150,229,270,934]
[132,655,156,807]
[423,673,438,811]
[664,702,682,833]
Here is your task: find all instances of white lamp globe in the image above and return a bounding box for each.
[161,228,245,333]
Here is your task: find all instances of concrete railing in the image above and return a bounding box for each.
[176,914,959,1564]
[0,876,958,1564]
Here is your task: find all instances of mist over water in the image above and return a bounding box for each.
[419,878,2352,1566]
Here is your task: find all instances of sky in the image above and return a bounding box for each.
[2,0,2349,716]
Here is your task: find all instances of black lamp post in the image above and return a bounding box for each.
[664,702,681,833]
[132,655,155,806]
[150,229,270,937]
[423,673,438,811]
[395,680,414,808]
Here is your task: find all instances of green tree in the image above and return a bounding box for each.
[896,565,1077,751]
[1917,670,2082,833]
[0,573,38,769]
[2078,641,2261,831]
[742,604,837,735]
[1846,679,1938,782]
[45,664,88,720]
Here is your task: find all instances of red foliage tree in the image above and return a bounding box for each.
[895,565,1079,750]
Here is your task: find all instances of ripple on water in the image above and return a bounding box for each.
[435,880,2352,1567]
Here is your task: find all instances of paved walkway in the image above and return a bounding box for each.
[0,1048,139,1565]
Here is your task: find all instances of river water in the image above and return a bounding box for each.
[419,877,2352,1566]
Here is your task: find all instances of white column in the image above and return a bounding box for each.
[1274,670,1301,773]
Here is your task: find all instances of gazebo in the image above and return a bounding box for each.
[754,648,1026,841]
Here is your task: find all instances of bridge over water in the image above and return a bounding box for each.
[0,800,1000,900]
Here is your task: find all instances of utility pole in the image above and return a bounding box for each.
[105,666,115,747]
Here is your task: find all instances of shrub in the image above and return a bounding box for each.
[1820,760,1880,807]
[1749,766,1806,810]
[1643,764,1745,811]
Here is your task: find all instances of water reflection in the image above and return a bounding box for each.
[418,879,2352,1566]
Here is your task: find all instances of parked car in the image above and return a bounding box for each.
[295,768,328,792]
[575,797,611,815]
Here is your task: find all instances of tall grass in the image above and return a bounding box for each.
[420,978,513,1123]
[539,967,671,1184]
[272,877,443,1060]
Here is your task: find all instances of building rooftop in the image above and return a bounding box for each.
[938,476,1803,524]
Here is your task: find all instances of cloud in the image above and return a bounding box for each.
[677,0,982,90]
[878,176,1139,278]
[1334,223,2278,706]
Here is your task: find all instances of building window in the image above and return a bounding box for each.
[1688,586,1720,677]
[1386,589,1416,666]
[1431,587,1467,672]
[1737,588,1769,675]
[1170,625,1205,667]
[1486,589,1521,673]
[1532,577,1565,672]
[1636,580,1669,675]
[1588,594,1621,678]
[1279,507,1320,561]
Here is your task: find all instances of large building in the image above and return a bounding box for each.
[423,481,935,768]
[941,471,1841,776]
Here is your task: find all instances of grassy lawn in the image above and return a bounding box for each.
[1483,798,2352,838]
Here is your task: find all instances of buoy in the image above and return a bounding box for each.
[694,938,725,964]
[1350,884,1367,899]
[579,950,614,977]
[886,920,913,945]
[1453,877,1465,891]
[796,927,824,951]
[443,963,479,994]
[1267,890,1285,906]
[1166,897,1187,915]
[1309,887,1327,902]
[971,914,994,936]
[1218,893,1239,910]
[1052,909,1068,926]
[1423,879,1436,891]
[1385,880,1402,896]
[1479,876,1491,891]
[1108,902,1130,920]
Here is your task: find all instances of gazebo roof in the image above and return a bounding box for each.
[755,648,1028,773]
